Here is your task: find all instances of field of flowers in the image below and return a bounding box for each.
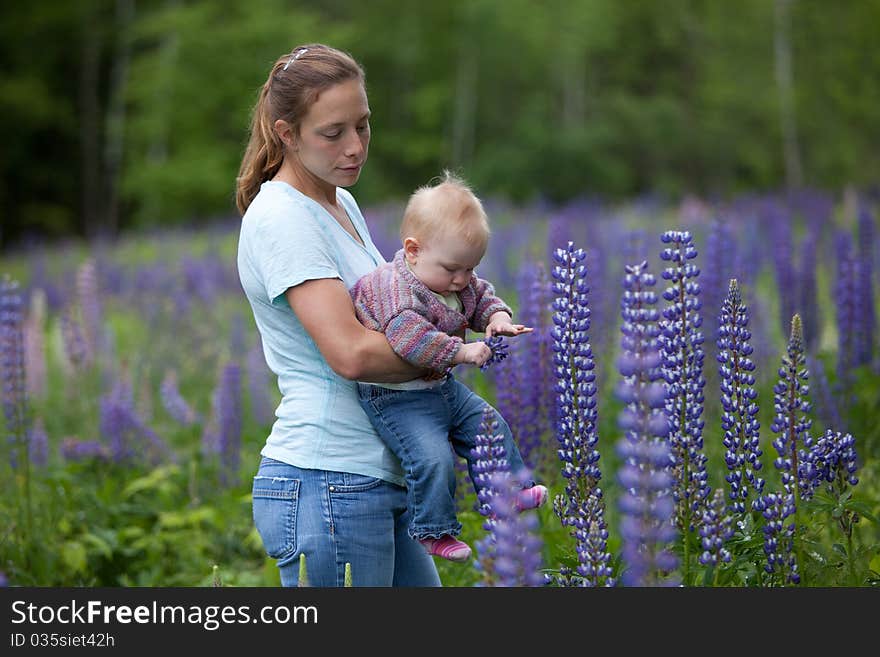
[1,189,878,587]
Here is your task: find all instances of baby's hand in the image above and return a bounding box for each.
[453,341,492,367]
[485,319,533,338]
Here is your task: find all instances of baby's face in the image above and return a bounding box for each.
[406,232,485,296]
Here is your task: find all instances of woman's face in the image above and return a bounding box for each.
[293,79,371,188]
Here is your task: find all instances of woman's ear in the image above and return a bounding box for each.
[274,119,297,150]
[403,237,420,263]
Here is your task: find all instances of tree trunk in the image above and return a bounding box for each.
[79,6,102,238]
[451,8,478,167]
[104,0,136,237]
[141,0,180,223]
[774,0,803,190]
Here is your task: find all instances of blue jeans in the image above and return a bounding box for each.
[252,457,441,587]
[357,374,527,540]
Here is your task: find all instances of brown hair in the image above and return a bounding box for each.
[400,170,491,249]
[235,44,365,215]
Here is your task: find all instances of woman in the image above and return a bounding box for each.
[236,44,441,586]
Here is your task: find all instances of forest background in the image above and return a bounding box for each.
[1,0,879,249]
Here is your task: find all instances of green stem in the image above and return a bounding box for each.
[786,364,806,586]
[845,517,856,586]
[676,267,693,586]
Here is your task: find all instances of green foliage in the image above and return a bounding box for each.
[3,0,880,247]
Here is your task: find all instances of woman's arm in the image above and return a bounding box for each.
[285,278,427,382]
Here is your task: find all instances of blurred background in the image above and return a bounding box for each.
[1,0,878,587]
[2,0,879,248]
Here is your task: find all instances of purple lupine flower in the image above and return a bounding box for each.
[181,255,224,305]
[100,379,138,463]
[60,306,90,371]
[616,419,678,587]
[229,313,246,358]
[798,225,820,353]
[160,370,200,426]
[22,289,47,399]
[202,361,243,487]
[855,204,875,366]
[470,405,512,585]
[0,571,6,587]
[493,261,555,471]
[60,437,111,462]
[658,231,710,533]
[585,241,613,376]
[246,336,276,426]
[471,405,512,520]
[761,491,800,585]
[730,199,763,289]
[1,276,30,470]
[698,488,734,566]
[701,218,737,345]
[806,355,842,433]
[615,260,677,586]
[100,377,173,465]
[768,201,796,338]
[770,314,812,504]
[76,258,103,360]
[834,230,858,404]
[479,336,510,371]
[800,429,859,501]
[27,254,64,314]
[618,261,667,445]
[550,242,613,587]
[216,361,243,487]
[29,417,48,467]
[622,229,649,268]
[570,496,615,586]
[717,279,765,515]
[485,469,545,587]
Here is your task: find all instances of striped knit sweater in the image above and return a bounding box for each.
[351,248,512,371]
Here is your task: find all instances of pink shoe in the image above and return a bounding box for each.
[515,484,548,511]
[419,535,472,562]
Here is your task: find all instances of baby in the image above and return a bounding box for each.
[350,171,547,562]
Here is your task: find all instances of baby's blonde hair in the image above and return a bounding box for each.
[400,171,490,249]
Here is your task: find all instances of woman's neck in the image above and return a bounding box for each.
[273,159,338,207]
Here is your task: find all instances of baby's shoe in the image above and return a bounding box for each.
[419,535,472,562]
[515,484,549,512]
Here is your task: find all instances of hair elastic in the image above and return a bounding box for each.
[283,48,309,71]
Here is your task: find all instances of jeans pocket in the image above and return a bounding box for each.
[330,472,384,493]
[252,476,300,559]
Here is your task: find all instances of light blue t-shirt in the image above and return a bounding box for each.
[237,180,405,485]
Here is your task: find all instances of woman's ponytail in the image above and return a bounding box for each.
[236,81,284,215]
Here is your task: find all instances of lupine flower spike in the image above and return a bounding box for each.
[494,262,555,470]
[485,469,545,587]
[801,428,861,583]
[760,491,800,585]
[658,231,710,584]
[717,279,764,518]
[770,314,812,504]
[769,313,812,583]
[1,276,31,471]
[616,261,677,586]
[470,405,512,585]
[698,488,734,569]
[550,242,613,587]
